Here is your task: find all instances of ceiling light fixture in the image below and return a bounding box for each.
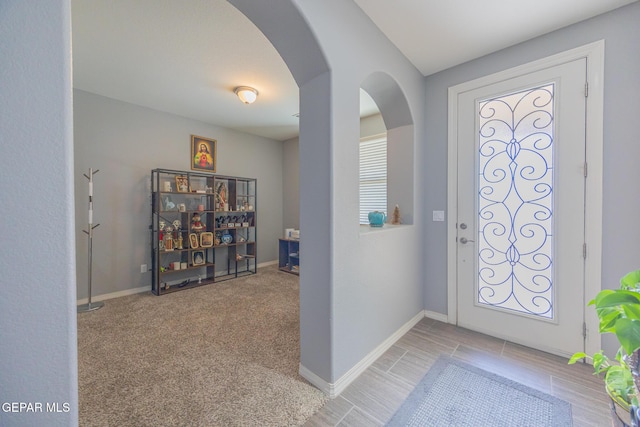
[234,86,258,104]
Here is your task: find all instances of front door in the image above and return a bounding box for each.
[455,58,587,357]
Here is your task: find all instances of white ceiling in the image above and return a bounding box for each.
[71,0,636,141]
[353,0,637,76]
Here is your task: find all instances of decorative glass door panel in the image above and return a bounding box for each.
[455,57,587,357]
[477,84,555,319]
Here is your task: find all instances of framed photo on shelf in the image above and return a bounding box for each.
[191,135,216,172]
[192,250,205,266]
[199,232,213,247]
[175,175,189,193]
[189,233,199,249]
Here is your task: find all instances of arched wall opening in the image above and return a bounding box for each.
[228,0,334,384]
[229,0,426,397]
[360,72,415,225]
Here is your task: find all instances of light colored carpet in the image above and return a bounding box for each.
[77,266,327,426]
[386,355,572,427]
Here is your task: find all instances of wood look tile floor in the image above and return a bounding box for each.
[304,317,613,427]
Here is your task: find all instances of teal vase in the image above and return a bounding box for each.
[368,211,386,227]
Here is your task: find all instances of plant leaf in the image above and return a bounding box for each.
[595,290,640,309]
[593,351,610,374]
[606,365,635,404]
[615,318,640,355]
[568,352,587,364]
[597,308,623,333]
[623,305,640,322]
[621,270,640,289]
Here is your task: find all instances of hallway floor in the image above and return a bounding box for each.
[304,317,612,426]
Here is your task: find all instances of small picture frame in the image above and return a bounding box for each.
[175,175,189,193]
[189,233,199,249]
[191,135,217,172]
[192,250,205,266]
[199,232,213,248]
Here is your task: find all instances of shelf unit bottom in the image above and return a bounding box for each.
[154,277,215,295]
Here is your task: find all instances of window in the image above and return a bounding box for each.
[359,133,387,224]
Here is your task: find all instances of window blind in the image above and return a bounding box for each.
[359,135,387,224]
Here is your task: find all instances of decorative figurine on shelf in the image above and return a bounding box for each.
[163,225,174,251]
[214,231,222,246]
[159,220,166,250]
[191,212,205,233]
[221,231,233,244]
[177,234,183,250]
[163,195,176,211]
[391,205,401,225]
[215,181,227,211]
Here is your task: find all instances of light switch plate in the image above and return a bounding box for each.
[433,210,445,222]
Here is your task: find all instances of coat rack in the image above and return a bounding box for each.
[77,168,104,313]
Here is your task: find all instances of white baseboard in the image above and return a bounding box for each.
[76,285,149,305]
[299,364,332,396]
[76,262,278,305]
[299,310,426,398]
[258,260,278,268]
[424,310,449,324]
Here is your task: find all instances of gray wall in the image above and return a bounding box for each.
[360,113,385,138]
[74,90,284,299]
[0,0,78,425]
[304,2,426,380]
[423,2,640,355]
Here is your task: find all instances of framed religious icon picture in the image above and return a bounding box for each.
[199,232,213,248]
[175,175,189,193]
[191,135,217,172]
[192,250,205,266]
[189,233,199,249]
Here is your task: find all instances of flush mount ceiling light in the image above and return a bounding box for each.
[234,86,258,104]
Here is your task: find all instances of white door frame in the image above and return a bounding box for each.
[446,40,604,357]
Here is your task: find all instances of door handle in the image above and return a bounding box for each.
[459,237,475,244]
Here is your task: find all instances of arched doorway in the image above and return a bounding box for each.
[229,0,335,385]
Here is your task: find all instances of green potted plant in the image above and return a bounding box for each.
[569,269,640,426]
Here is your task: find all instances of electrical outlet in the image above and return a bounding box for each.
[141,264,148,273]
